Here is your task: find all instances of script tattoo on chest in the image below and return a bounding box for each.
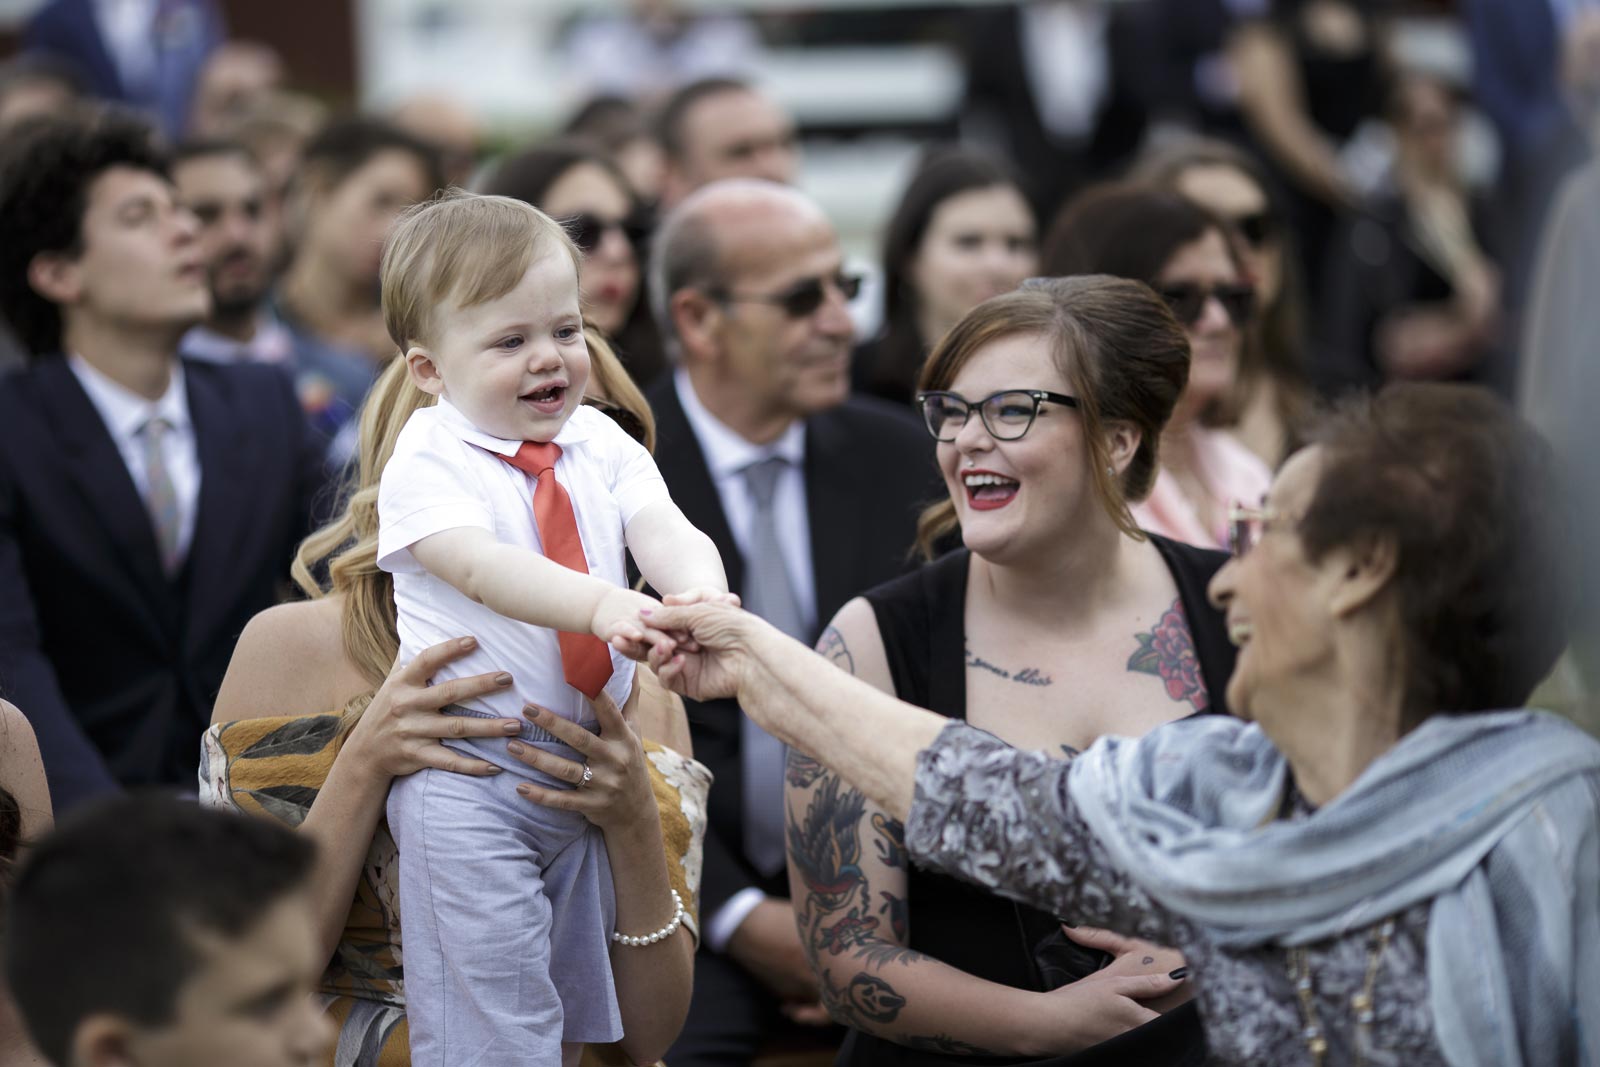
[963,641,1054,687]
[1126,596,1208,711]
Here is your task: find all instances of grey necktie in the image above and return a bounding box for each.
[139,416,183,576]
[739,455,805,876]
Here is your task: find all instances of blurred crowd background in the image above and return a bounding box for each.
[0,0,1596,700]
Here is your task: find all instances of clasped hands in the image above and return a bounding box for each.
[595,595,766,704]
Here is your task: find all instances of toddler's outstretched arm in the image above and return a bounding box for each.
[410,527,660,647]
[626,500,731,602]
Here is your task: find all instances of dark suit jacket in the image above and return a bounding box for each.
[24,0,223,136]
[960,2,1150,218]
[0,357,326,811]
[647,377,940,921]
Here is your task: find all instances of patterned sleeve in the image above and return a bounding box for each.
[641,740,713,947]
[903,721,1175,943]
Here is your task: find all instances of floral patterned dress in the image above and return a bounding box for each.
[200,715,711,1067]
[904,723,1447,1066]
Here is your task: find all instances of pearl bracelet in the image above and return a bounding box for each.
[612,889,685,947]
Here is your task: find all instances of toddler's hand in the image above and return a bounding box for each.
[591,587,664,659]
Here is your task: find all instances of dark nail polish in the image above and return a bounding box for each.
[503,720,522,733]
[494,673,513,686]
[507,740,525,756]
[1169,967,1189,981]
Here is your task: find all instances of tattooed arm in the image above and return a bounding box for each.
[784,601,1177,1057]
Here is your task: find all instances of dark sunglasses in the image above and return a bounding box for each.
[1156,282,1256,328]
[561,212,652,255]
[712,272,864,318]
[582,396,648,446]
[1229,211,1277,249]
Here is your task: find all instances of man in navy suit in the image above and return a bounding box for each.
[24,0,223,137]
[646,180,939,1064]
[0,109,325,811]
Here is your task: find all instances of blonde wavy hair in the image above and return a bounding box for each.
[291,328,656,734]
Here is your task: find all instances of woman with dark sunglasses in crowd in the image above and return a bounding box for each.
[482,139,667,386]
[1135,139,1318,468]
[1043,184,1273,550]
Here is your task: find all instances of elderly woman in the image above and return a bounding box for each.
[626,382,1600,1066]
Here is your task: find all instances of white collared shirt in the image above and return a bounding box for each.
[67,353,200,566]
[376,398,671,725]
[673,369,816,634]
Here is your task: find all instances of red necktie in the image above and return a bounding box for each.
[498,441,614,699]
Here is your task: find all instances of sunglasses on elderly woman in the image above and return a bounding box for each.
[561,212,653,255]
[1157,282,1256,328]
[1227,502,1296,558]
[582,396,648,446]
[711,272,864,319]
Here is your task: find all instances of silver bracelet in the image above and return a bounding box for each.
[612,889,685,948]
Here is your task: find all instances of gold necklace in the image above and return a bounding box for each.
[1285,918,1396,1067]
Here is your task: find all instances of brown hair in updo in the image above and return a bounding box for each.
[913,276,1191,558]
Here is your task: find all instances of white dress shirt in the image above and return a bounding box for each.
[673,370,816,631]
[377,398,672,726]
[1022,1,1111,142]
[674,370,816,950]
[67,354,200,568]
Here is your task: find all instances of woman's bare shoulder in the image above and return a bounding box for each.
[213,598,366,723]
[819,596,893,690]
[634,668,693,758]
[0,700,52,841]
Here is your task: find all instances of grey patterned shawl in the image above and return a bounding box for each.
[1068,710,1600,1067]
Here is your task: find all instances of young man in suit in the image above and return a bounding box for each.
[647,179,938,1064]
[0,109,325,812]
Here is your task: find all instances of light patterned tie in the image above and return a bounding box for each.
[739,455,806,876]
[497,441,614,700]
[139,416,182,576]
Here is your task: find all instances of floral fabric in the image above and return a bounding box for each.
[904,723,1446,1066]
[201,715,711,1067]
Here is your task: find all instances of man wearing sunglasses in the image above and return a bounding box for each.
[646,180,937,1065]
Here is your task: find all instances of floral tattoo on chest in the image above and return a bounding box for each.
[1127,597,1208,711]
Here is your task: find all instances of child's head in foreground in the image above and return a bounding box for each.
[4,793,330,1067]
[382,189,588,444]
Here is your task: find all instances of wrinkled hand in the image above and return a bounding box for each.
[1064,925,1192,1013]
[505,688,655,833]
[346,636,525,781]
[625,602,764,704]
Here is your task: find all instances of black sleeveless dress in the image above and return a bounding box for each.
[837,536,1235,1067]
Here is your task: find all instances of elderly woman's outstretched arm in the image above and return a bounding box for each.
[636,603,1178,947]
[640,602,944,822]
